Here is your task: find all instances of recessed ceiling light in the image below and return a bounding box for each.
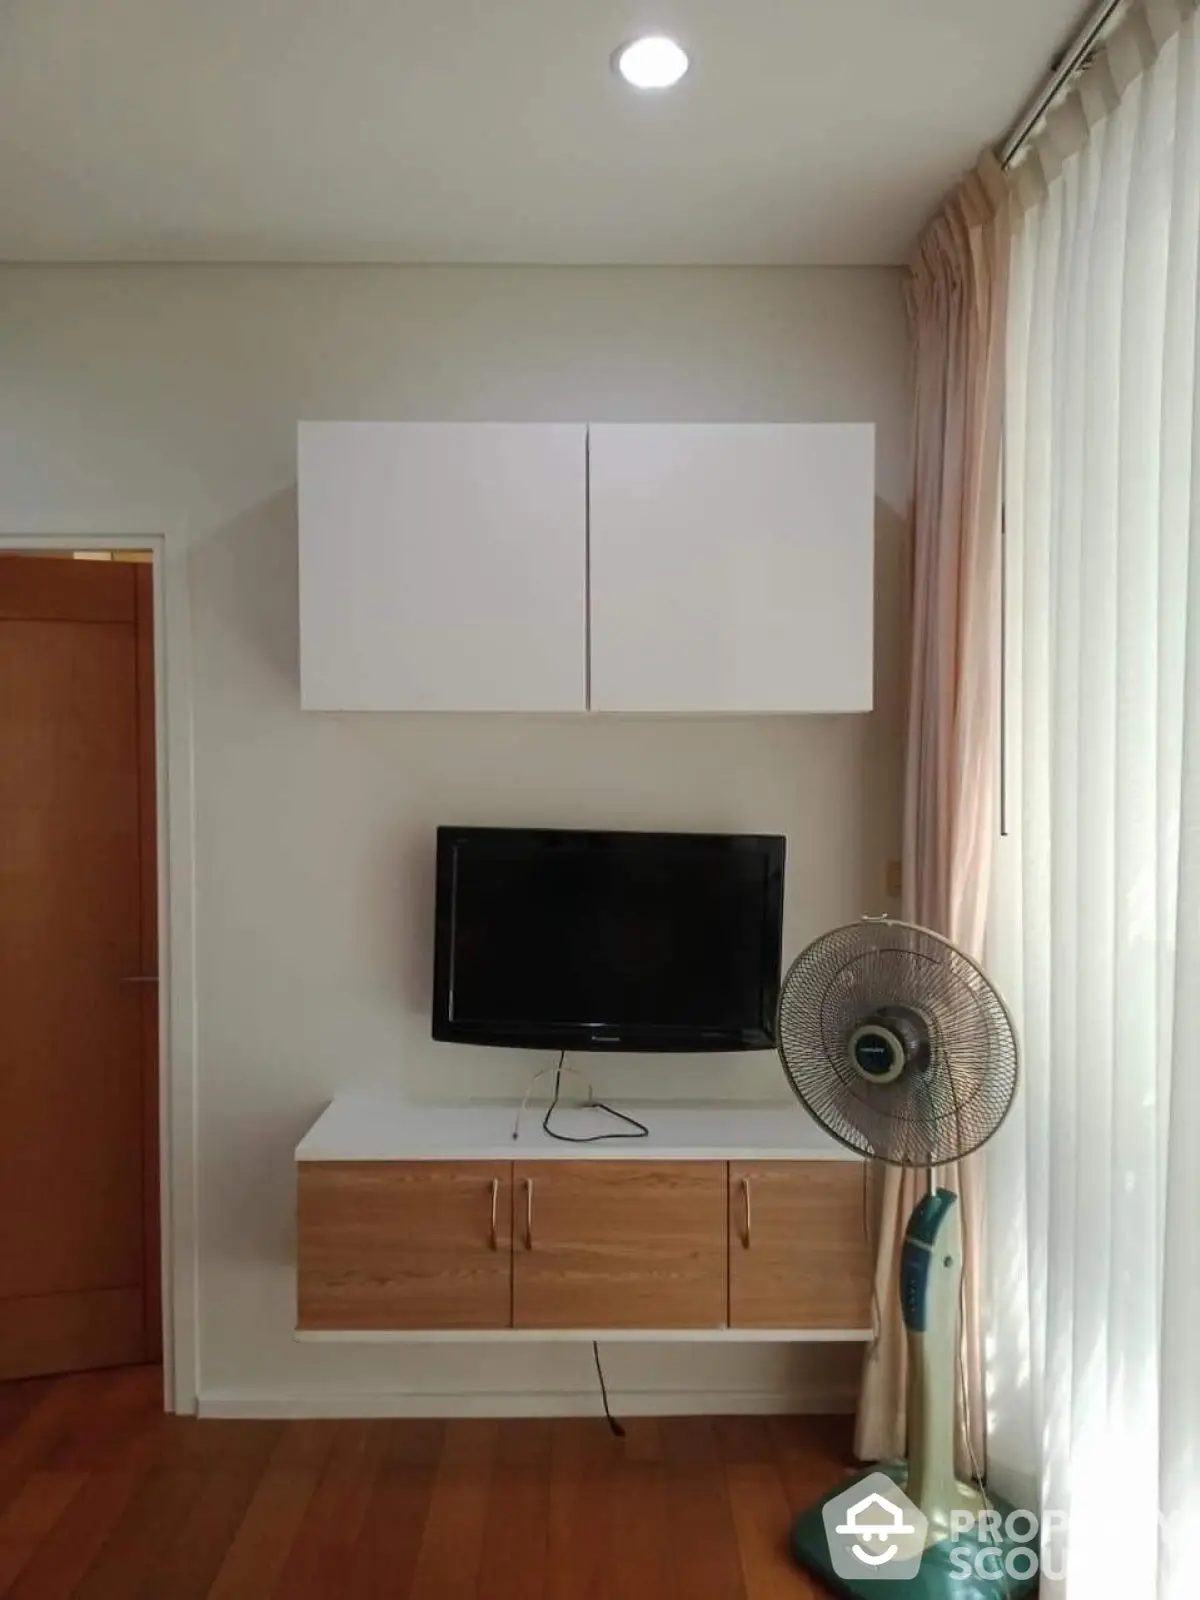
[613,35,690,91]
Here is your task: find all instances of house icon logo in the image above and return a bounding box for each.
[837,1491,914,1563]
[822,1472,928,1582]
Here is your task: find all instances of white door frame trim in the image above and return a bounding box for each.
[0,519,198,1413]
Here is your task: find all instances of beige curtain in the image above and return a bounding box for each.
[855,155,1009,1470]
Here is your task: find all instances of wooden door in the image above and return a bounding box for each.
[588,424,875,713]
[512,1161,727,1329]
[729,1161,872,1329]
[298,423,588,711]
[297,1161,513,1330]
[0,556,159,1380]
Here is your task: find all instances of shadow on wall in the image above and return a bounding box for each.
[860,494,910,914]
[194,486,300,695]
[396,830,438,1015]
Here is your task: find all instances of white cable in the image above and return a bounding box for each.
[511,1057,594,1141]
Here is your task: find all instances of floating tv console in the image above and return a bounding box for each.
[295,1098,873,1343]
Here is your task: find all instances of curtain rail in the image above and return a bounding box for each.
[998,0,1128,169]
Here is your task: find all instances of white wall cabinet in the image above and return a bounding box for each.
[298,421,873,714]
[588,424,874,713]
[298,423,587,711]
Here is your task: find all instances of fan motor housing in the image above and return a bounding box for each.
[848,1006,931,1084]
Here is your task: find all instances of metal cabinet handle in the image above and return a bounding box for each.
[742,1176,752,1248]
[120,974,159,984]
[525,1177,534,1249]
[489,1178,499,1250]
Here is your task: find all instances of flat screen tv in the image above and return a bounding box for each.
[432,827,786,1052]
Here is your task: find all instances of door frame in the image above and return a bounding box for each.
[0,519,197,1413]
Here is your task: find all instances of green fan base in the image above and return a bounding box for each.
[791,1463,1039,1600]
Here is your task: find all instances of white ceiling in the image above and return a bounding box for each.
[0,0,1083,265]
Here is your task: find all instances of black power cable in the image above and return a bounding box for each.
[533,1049,638,1437]
[592,1341,625,1438]
[541,1050,649,1145]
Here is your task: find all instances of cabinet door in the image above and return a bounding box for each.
[588,424,874,713]
[298,423,587,710]
[297,1161,512,1330]
[729,1161,872,1329]
[512,1161,727,1329]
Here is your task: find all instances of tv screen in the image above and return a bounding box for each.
[432,827,785,1052]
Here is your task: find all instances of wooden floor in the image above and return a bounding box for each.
[0,1366,857,1598]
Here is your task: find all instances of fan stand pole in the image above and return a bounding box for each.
[903,1186,986,1543]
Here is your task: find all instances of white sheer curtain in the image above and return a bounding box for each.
[986,7,1200,1597]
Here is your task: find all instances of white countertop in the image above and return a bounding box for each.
[295,1094,858,1163]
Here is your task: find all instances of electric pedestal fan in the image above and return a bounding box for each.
[779,919,1032,1600]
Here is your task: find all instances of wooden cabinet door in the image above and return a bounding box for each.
[729,1161,872,1329]
[512,1161,727,1329]
[298,422,587,711]
[588,423,875,713]
[298,1161,512,1330]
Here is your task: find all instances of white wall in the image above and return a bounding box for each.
[0,265,909,1415]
